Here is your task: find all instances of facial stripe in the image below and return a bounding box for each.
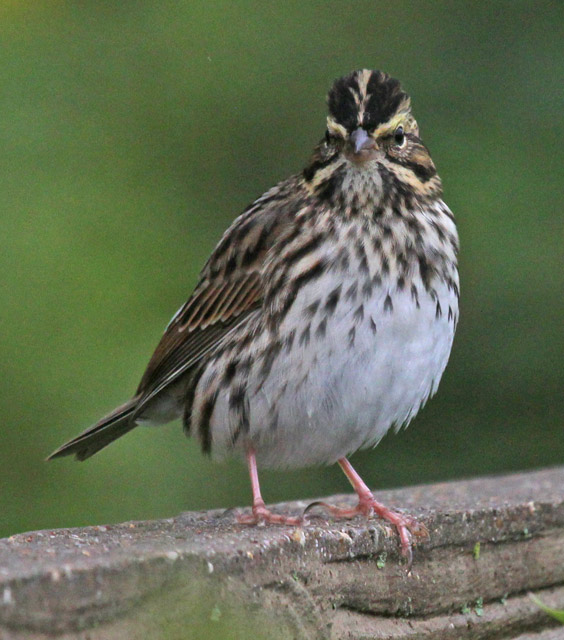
[303,152,340,182]
[386,155,437,183]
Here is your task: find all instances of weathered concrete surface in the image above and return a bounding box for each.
[1,467,564,639]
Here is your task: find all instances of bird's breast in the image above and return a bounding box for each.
[194,201,459,468]
[205,260,458,468]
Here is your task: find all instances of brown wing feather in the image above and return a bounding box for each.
[133,176,304,414]
[135,275,261,406]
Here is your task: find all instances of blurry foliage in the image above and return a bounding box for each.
[1,2,563,538]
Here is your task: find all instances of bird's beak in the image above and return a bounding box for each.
[350,128,372,153]
[347,128,378,161]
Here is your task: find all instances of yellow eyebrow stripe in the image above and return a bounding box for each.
[326,117,348,138]
[373,114,408,138]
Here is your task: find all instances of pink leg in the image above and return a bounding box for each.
[237,447,302,526]
[308,458,428,568]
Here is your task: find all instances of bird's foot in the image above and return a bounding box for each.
[237,500,303,526]
[305,498,428,569]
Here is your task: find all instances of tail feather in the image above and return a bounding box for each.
[47,398,139,462]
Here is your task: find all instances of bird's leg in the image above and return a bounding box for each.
[237,447,302,526]
[308,458,428,567]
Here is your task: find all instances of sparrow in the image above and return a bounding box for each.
[49,69,459,567]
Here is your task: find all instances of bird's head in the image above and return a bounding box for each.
[304,70,441,206]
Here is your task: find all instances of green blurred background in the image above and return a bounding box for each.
[2,2,563,539]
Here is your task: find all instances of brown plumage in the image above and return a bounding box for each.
[49,70,459,568]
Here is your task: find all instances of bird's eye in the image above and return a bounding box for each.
[325,130,333,144]
[394,125,405,146]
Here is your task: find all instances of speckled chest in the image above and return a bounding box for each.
[205,201,459,468]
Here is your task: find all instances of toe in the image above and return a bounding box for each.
[237,506,302,526]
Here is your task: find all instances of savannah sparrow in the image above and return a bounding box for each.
[49,70,459,566]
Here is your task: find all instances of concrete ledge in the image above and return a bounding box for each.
[2,467,564,639]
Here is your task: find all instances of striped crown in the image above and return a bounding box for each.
[327,69,411,132]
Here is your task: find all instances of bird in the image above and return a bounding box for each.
[49,69,459,567]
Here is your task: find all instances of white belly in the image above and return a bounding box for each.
[208,271,458,469]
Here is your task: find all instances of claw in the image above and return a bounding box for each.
[239,450,428,569]
[329,458,430,570]
[237,503,303,526]
[308,497,423,569]
[302,500,332,518]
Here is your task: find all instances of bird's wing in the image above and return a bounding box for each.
[134,181,301,414]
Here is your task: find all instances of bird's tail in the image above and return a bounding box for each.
[47,397,139,462]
